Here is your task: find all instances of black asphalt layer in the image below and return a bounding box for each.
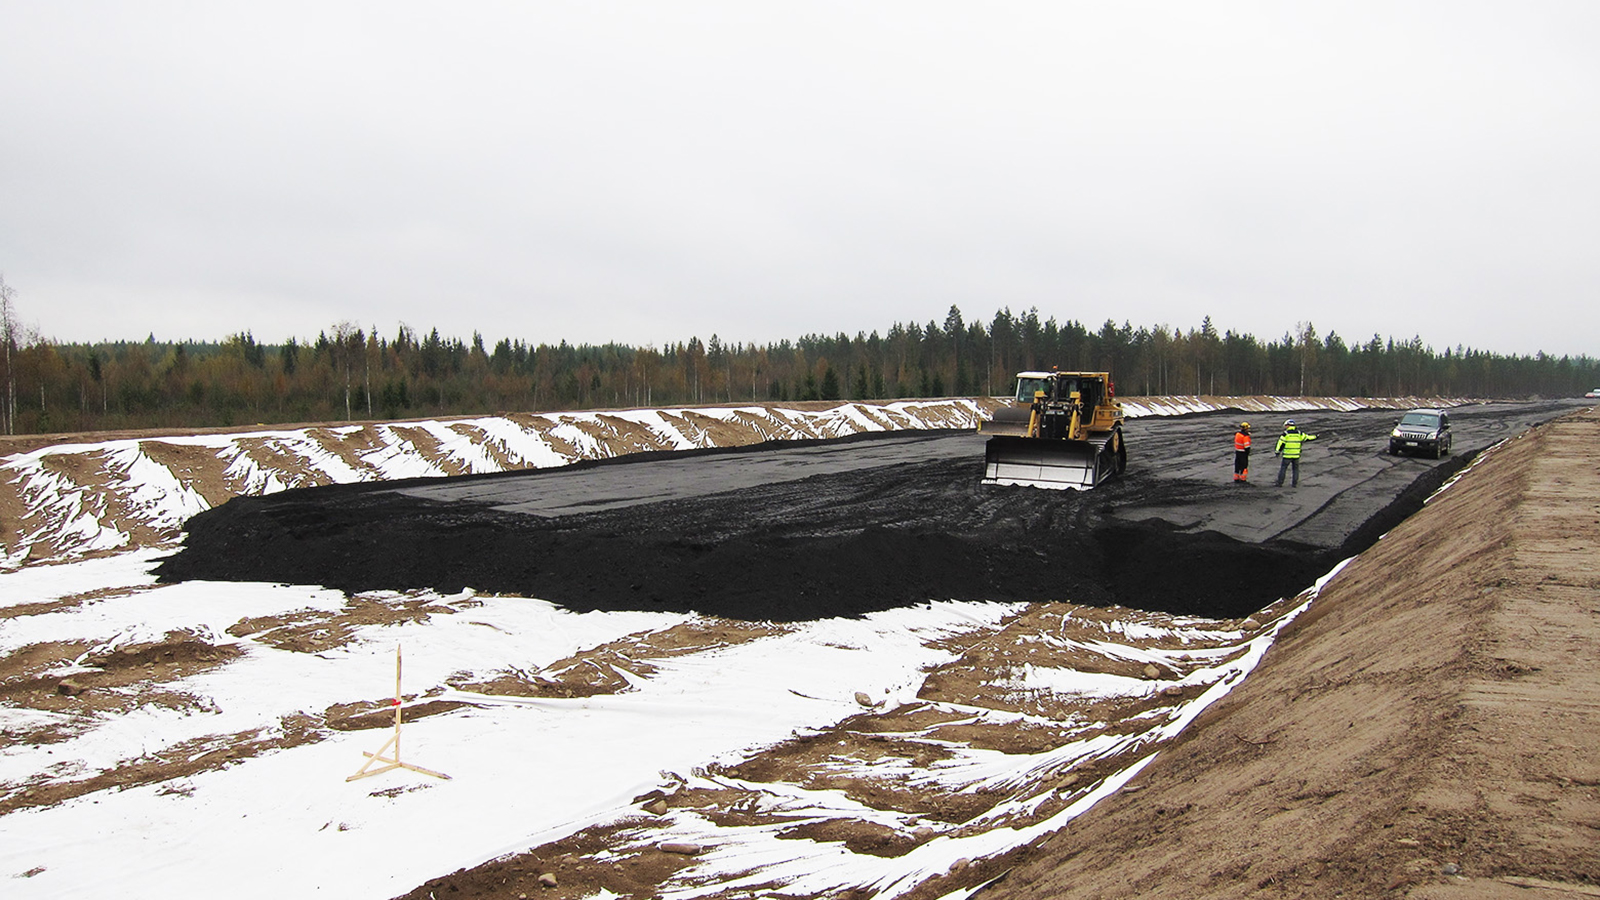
[156,400,1587,621]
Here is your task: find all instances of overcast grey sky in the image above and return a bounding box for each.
[3,2,1597,357]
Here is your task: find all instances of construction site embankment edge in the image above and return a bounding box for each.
[981,405,1600,898]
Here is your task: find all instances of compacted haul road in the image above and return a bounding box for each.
[160,400,1586,622]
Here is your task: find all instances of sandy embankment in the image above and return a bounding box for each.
[988,406,1600,898]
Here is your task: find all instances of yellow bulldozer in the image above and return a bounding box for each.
[978,370,1127,490]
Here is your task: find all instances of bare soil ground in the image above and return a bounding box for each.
[4,401,1593,899]
[985,406,1600,899]
[390,597,1306,900]
[385,406,1595,900]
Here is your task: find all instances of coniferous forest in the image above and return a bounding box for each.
[0,297,1595,435]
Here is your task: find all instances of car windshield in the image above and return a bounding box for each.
[1399,413,1440,427]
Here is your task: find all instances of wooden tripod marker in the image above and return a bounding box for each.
[347,645,450,782]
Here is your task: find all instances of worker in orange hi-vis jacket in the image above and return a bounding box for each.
[1233,422,1252,482]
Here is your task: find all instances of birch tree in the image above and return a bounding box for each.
[333,321,360,420]
[0,275,19,435]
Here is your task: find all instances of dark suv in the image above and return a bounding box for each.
[1389,408,1452,458]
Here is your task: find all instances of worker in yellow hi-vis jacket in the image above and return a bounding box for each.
[1273,419,1318,487]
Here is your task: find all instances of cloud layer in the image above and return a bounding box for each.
[3,2,1597,356]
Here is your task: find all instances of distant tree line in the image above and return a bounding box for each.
[0,289,1595,436]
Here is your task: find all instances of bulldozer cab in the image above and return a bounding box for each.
[1058,375,1100,417]
[1013,375,1054,403]
[1014,372,1102,406]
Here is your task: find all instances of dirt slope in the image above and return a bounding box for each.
[985,406,1600,899]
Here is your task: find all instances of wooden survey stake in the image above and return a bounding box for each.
[347,645,451,782]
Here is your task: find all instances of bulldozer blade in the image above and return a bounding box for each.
[978,419,1032,438]
[978,406,1033,438]
[981,435,1112,491]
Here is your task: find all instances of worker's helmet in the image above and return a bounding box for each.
[1284,418,1297,431]
[1239,421,1250,432]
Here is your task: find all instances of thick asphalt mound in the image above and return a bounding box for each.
[153,439,1470,621]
